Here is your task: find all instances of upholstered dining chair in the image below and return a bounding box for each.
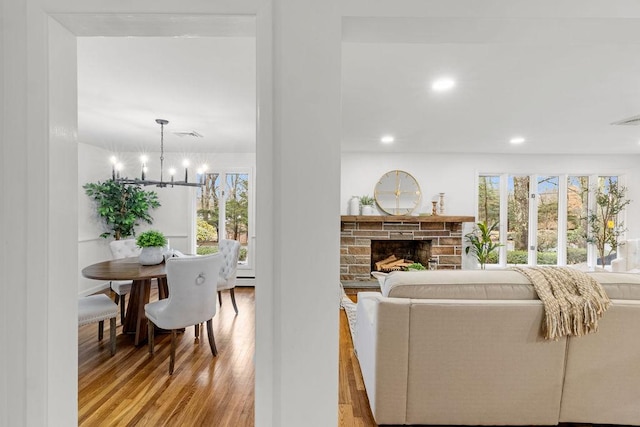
[145,254,223,375]
[78,294,118,356]
[109,239,141,323]
[217,239,241,314]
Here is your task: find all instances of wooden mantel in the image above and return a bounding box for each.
[341,215,475,223]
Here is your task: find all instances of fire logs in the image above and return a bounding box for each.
[374,254,414,272]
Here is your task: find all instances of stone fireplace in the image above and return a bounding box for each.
[340,215,474,282]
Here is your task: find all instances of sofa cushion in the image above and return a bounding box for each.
[381,270,640,301]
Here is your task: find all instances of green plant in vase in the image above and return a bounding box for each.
[359,195,376,215]
[465,221,502,269]
[136,230,167,265]
[584,178,631,268]
[136,230,167,248]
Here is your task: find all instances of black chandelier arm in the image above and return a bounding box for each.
[113,177,203,188]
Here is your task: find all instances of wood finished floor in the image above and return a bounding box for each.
[78,287,255,426]
[80,288,606,427]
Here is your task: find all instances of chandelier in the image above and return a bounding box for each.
[111,119,203,188]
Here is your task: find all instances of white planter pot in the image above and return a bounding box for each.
[361,205,375,215]
[139,246,164,265]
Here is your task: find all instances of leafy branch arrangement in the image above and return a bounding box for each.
[585,178,631,268]
[465,221,502,269]
[84,180,161,240]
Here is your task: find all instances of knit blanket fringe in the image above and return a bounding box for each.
[512,267,611,341]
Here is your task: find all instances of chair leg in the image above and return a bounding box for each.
[169,329,177,375]
[98,320,104,341]
[206,319,218,357]
[113,293,120,305]
[217,291,222,306]
[120,294,126,325]
[148,319,155,355]
[110,317,116,356]
[194,323,200,343]
[230,288,239,315]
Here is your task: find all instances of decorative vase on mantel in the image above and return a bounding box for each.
[138,246,164,265]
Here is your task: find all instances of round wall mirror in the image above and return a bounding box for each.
[374,170,421,215]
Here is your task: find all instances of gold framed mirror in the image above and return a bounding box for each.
[374,170,421,215]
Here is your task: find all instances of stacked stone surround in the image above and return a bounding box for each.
[340,215,474,281]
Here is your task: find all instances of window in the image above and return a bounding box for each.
[477,176,500,265]
[566,176,589,265]
[195,170,254,276]
[477,174,623,269]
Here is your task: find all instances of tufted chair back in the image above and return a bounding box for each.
[145,254,223,374]
[217,239,241,291]
[109,239,141,259]
[153,254,222,330]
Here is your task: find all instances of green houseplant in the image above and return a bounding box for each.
[360,195,376,215]
[84,180,161,240]
[136,229,167,265]
[465,221,502,269]
[585,178,631,268]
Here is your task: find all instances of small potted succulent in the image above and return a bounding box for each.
[359,195,376,215]
[136,229,168,265]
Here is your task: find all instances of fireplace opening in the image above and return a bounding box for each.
[371,240,431,272]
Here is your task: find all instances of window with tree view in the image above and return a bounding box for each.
[477,174,624,269]
[477,175,500,265]
[196,172,250,266]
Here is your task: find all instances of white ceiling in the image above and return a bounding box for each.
[77,15,640,156]
[77,36,256,154]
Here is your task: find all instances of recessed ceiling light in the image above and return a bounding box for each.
[381,135,395,144]
[431,77,456,92]
[510,136,526,144]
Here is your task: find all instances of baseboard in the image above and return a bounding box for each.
[237,277,256,287]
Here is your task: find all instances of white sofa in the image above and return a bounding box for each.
[355,270,640,425]
[611,239,640,272]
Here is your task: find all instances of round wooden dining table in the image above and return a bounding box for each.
[82,257,169,346]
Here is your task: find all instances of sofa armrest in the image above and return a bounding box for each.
[355,293,411,425]
[611,257,626,272]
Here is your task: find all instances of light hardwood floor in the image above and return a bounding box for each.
[78,287,255,426]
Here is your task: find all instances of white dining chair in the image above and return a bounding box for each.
[109,239,141,323]
[78,294,118,356]
[217,239,241,314]
[145,254,223,374]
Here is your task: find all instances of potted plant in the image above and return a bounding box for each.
[585,178,631,269]
[84,180,161,240]
[360,195,376,215]
[136,229,168,265]
[465,221,502,269]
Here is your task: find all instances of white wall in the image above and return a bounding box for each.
[342,152,640,237]
[78,142,255,295]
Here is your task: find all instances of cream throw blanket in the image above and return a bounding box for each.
[512,267,611,340]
